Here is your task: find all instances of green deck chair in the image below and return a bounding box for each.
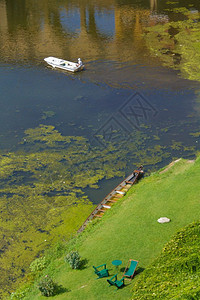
[123,259,138,280]
[93,263,109,279]
[107,274,125,289]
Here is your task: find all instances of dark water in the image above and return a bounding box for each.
[0,0,200,196]
[0,0,199,151]
[0,0,200,295]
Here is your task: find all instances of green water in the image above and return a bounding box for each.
[0,0,200,297]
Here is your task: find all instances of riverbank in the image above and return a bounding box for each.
[11,156,200,299]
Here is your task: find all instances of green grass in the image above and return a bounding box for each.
[14,157,200,300]
[132,221,200,299]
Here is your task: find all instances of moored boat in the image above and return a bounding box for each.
[77,165,144,233]
[44,57,84,72]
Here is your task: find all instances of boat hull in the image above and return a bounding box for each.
[77,165,144,233]
[44,57,84,72]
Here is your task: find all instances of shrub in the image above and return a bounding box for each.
[38,275,56,297]
[30,256,47,272]
[65,251,81,269]
[10,286,30,299]
[45,241,66,260]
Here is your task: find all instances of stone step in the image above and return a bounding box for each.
[102,204,111,209]
[94,214,103,218]
[116,190,125,195]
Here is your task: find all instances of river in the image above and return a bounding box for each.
[0,0,200,297]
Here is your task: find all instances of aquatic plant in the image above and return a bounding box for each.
[143,7,200,82]
[0,125,128,297]
[1,123,198,297]
[41,111,55,120]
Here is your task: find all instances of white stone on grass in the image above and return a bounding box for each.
[157,217,171,224]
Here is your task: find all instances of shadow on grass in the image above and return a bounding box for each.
[123,281,132,288]
[136,267,145,275]
[108,282,128,290]
[119,266,145,275]
[54,284,70,295]
[79,258,89,270]
[123,271,145,288]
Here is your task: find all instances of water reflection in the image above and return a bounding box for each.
[150,0,157,11]
[0,0,181,92]
[1,0,200,67]
[0,0,166,64]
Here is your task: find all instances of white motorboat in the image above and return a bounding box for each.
[44,57,84,72]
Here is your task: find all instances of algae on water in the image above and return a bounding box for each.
[143,7,200,82]
[41,110,55,120]
[0,122,199,297]
[0,124,128,297]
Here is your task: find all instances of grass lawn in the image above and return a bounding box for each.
[23,158,200,300]
[132,221,200,299]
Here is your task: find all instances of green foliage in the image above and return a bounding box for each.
[10,285,30,300]
[45,241,67,260]
[0,124,128,296]
[41,111,55,120]
[1,123,198,297]
[38,275,56,297]
[143,7,200,82]
[132,222,200,299]
[30,256,48,273]
[21,158,200,299]
[65,251,81,269]
[10,290,27,300]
